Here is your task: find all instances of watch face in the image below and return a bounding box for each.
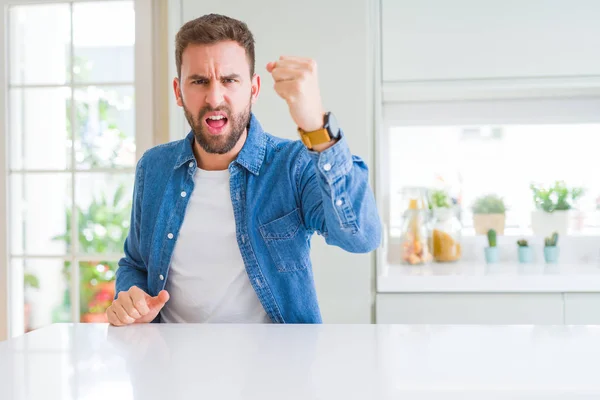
[325,112,340,139]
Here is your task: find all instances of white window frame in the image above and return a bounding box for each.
[0,2,7,341]
[0,0,162,340]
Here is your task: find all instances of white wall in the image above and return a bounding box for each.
[176,0,377,322]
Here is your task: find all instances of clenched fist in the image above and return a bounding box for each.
[266,56,325,133]
[106,286,170,326]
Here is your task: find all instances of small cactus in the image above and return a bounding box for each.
[517,239,528,247]
[487,229,497,247]
[544,232,559,247]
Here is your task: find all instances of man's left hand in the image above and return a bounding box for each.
[266,56,325,133]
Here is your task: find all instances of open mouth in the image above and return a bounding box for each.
[204,115,229,134]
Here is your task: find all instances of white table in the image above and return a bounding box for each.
[1,323,600,399]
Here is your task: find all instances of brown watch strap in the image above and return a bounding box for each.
[298,128,331,148]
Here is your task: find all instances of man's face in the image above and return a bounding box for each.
[174,41,260,154]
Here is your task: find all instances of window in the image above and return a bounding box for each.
[2,0,154,337]
[379,97,600,268]
[388,123,600,236]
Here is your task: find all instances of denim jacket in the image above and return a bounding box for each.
[115,113,381,323]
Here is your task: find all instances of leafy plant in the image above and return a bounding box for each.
[530,181,585,213]
[52,183,132,317]
[487,229,497,248]
[517,239,529,247]
[429,189,452,209]
[472,194,506,214]
[24,273,40,290]
[544,232,559,247]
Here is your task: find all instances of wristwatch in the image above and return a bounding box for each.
[297,112,341,149]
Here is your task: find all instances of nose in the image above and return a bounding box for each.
[204,82,225,109]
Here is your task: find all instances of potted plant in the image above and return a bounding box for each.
[517,239,532,264]
[530,181,584,236]
[484,229,499,263]
[471,194,506,235]
[544,232,560,264]
[429,189,452,209]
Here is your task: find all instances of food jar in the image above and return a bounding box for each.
[430,207,462,262]
[398,187,433,265]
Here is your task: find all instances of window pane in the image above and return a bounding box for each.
[9,88,72,171]
[72,1,134,83]
[74,86,135,169]
[80,261,117,323]
[8,4,70,85]
[10,174,71,256]
[389,124,600,234]
[15,259,71,333]
[75,173,134,254]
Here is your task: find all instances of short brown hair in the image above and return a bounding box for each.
[175,14,256,78]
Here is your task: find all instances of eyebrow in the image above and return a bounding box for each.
[187,74,241,81]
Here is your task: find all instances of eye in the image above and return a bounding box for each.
[192,79,208,85]
[223,78,236,84]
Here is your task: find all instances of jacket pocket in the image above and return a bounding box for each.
[259,208,310,272]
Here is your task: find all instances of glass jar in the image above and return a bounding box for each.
[430,207,462,263]
[398,187,433,265]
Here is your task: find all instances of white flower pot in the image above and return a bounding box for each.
[531,210,569,236]
[473,214,506,235]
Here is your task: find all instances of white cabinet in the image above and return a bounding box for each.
[381,0,600,82]
[564,294,600,324]
[376,293,564,324]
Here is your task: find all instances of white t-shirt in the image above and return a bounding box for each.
[160,167,270,323]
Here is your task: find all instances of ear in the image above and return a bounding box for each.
[251,74,261,105]
[173,77,183,107]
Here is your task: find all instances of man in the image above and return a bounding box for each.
[107,13,381,325]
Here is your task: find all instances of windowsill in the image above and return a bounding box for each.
[389,227,600,238]
[377,261,600,293]
[382,229,600,281]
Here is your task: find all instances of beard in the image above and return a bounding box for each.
[182,96,252,155]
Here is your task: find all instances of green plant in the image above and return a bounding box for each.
[487,229,497,247]
[24,273,40,290]
[472,194,506,214]
[544,232,559,247]
[429,189,452,209]
[517,239,529,247]
[52,183,132,317]
[530,181,585,212]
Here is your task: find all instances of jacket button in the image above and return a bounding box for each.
[159,274,164,281]
[181,191,187,197]
[323,163,332,171]
[167,233,174,239]
[188,162,194,168]
[336,199,343,206]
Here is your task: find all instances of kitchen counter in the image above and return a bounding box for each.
[1,323,600,399]
[378,262,600,293]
